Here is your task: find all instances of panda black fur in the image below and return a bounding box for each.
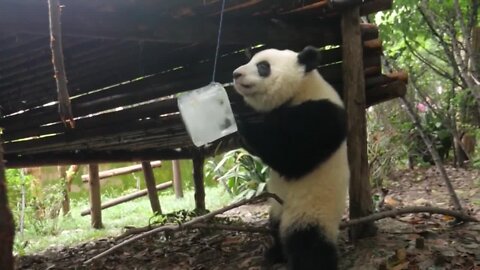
[232,46,349,270]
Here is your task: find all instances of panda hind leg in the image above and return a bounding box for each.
[264,216,286,264]
[283,224,338,270]
[264,199,286,265]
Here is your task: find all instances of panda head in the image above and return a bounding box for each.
[232,46,321,112]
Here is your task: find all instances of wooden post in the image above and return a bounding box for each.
[172,160,184,199]
[0,142,14,270]
[88,164,103,229]
[58,165,70,215]
[192,153,206,211]
[141,161,162,215]
[341,6,376,240]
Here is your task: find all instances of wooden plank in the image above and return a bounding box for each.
[5,149,190,168]
[192,153,206,211]
[141,161,162,215]
[2,52,383,140]
[341,6,376,240]
[360,0,393,15]
[365,80,407,107]
[81,161,162,182]
[0,2,341,46]
[0,142,14,270]
[4,133,241,169]
[80,182,172,216]
[88,164,103,229]
[47,0,75,128]
[172,160,184,199]
[0,23,376,116]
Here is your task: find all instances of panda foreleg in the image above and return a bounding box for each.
[282,222,338,270]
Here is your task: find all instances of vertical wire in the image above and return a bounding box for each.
[211,0,227,82]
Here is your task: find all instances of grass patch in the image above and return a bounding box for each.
[15,186,232,256]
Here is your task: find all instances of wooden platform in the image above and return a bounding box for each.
[0,0,406,167]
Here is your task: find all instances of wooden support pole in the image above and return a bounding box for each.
[141,161,162,215]
[47,0,75,128]
[88,164,103,229]
[58,165,70,215]
[80,182,172,216]
[192,154,206,211]
[172,160,184,199]
[0,142,14,270]
[341,6,377,240]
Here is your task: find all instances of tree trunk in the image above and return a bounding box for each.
[0,142,14,270]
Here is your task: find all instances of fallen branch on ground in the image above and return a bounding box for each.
[117,223,270,241]
[340,206,478,229]
[188,223,270,233]
[84,192,282,264]
[86,195,476,264]
[116,220,270,242]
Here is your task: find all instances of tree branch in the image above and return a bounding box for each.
[340,206,478,229]
[408,75,473,161]
[454,0,473,65]
[84,192,282,264]
[400,96,463,211]
[404,39,459,86]
[417,2,468,88]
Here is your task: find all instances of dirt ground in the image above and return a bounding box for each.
[15,166,480,270]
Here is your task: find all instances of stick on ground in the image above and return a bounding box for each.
[86,194,476,264]
[84,192,282,264]
[340,206,478,229]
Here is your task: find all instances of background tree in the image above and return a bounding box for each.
[372,0,479,168]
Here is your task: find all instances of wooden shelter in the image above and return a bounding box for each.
[0,0,407,267]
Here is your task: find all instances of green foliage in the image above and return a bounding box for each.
[150,209,202,226]
[6,169,67,237]
[29,181,65,235]
[13,186,231,255]
[367,105,408,187]
[6,169,33,206]
[205,149,269,201]
[369,0,480,170]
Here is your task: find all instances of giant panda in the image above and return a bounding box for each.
[232,46,349,270]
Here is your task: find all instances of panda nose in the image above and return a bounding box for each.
[233,71,243,80]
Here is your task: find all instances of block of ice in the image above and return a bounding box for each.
[178,82,238,147]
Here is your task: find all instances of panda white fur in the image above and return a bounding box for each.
[232,46,349,270]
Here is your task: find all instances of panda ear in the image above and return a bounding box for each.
[297,46,320,73]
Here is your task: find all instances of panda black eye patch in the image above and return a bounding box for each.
[256,61,271,77]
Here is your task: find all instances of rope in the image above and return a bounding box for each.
[211,0,227,82]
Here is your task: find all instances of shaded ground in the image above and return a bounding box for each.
[16,166,480,270]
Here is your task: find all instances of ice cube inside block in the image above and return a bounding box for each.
[178,82,238,147]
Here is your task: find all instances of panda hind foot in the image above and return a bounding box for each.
[264,242,286,265]
[284,225,338,270]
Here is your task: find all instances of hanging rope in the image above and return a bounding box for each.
[211,0,227,82]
